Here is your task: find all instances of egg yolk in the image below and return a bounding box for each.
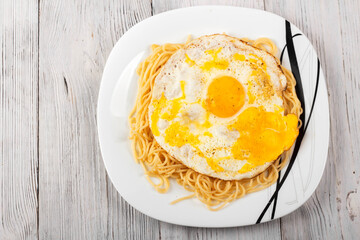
[150,94,167,136]
[205,76,245,118]
[200,48,229,71]
[150,48,299,175]
[151,81,186,136]
[228,107,299,173]
[164,121,200,147]
[161,81,186,120]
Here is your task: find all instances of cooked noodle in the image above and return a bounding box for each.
[128,36,302,210]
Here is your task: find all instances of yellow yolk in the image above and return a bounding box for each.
[206,157,228,172]
[151,81,186,136]
[206,76,245,118]
[228,107,299,173]
[161,81,186,120]
[203,132,213,137]
[200,48,229,71]
[151,48,297,176]
[164,122,220,171]
[185,54,195,66]
[233,53,246,61]
[150,94,167,136]
[164,121,200,147]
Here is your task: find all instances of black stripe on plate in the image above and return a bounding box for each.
[256,20,307,224]
[271,32,302,220]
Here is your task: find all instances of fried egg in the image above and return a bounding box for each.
[148,34,299,180]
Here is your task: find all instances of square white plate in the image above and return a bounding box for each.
[97,6,329,227]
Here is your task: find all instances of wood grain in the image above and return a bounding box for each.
[0,0,39,239]
[0,0,38,239]
[152,0,265,15]
[38,0,160,239]
[1,0,360,239]
[335,0,360,237]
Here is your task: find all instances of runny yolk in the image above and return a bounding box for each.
[228,107,299,173]
[205,76,245,118]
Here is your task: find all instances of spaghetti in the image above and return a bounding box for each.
[128,37,302,210]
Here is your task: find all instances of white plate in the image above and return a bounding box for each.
[97,6,329,227]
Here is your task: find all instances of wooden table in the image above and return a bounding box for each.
[1,0,359,239]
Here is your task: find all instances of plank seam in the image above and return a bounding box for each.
[334,0,348,239]
[37,0,40,239]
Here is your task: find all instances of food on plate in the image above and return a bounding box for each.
[129,34,301,210]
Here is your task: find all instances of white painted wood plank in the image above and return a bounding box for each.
[39,0,158,239]
[335,0,360,237]
[265,0,360,239]
[158,220,281,240]
[0,0,39,239]
[152,0,264,15]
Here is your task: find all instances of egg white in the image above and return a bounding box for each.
[149,34,288,180]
